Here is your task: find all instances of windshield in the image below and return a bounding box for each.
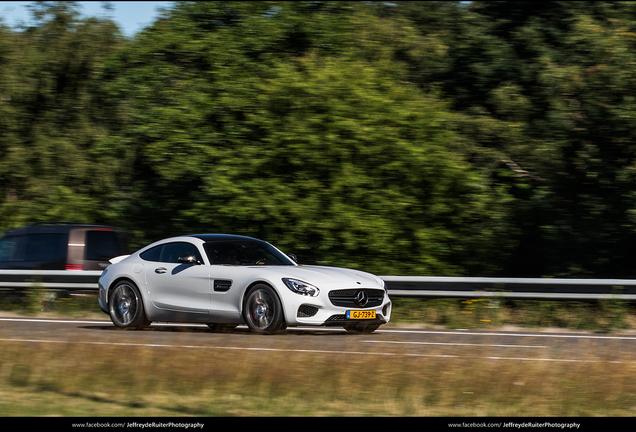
[203,240,295,266]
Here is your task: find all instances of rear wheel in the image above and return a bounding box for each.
[243,284,286,334]
[109,280,150,329]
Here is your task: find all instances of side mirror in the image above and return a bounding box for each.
[178,255,202,265]
[287,253,298,263]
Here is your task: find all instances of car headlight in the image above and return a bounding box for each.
[282,278,320,297]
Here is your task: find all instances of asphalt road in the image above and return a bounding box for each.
[2,316,636,364]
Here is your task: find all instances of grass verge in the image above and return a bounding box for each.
[2,290,636,416]
[1,339,636,416]
[391,297,636,332]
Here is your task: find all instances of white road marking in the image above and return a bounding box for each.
[378,328,636,340]
[362,340,548,348]
[0,337,459,358]
[0,336,627,364]
[1,317,635,364]
[3,317,636,340]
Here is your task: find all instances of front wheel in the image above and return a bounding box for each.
[243,284,286,334]
[109,280,150,330]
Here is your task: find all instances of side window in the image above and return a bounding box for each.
[24,233,67,262]
[140,242,203,263]
[0,236,20,261]
[159,242,203,264]
[140,245,162,262]
[204,241,239,265]
[85,230,124,261]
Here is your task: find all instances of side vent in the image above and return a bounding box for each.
[297,305,318,318]
[214,280,232,292]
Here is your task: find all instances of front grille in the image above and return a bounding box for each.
[297,305,318,318]
[328,289,384,308]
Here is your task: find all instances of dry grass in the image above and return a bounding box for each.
[2,338,636,417]
[3,292,636,416]
[392,297,636,332]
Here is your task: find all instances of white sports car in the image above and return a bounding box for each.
[98,234,391,334]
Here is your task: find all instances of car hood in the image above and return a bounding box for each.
[263,265,383,289]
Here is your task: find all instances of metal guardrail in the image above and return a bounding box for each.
[381,276,636,300]
[2,270,636,300]
[0,270,103,291]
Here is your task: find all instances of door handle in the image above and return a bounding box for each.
[155,267,167,274]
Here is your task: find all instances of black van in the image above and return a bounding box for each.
[0,223,128,270]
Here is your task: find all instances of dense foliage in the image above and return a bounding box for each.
[2,1,636,277]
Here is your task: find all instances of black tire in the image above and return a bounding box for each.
[243,284,286,334]
[343,322,381,334]
[108,280,150,330]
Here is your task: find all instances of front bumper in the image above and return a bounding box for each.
[285,288,392,327]
[98,280,109,314]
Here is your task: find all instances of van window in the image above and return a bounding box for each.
[0,236,20,261]
[24,233,67,262]
[85,230,123,261]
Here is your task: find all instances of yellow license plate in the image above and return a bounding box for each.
[346,310,376,320]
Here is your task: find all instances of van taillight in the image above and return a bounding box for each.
[66,264,83,270]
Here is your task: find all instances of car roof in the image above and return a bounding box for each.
[186,234,261,243]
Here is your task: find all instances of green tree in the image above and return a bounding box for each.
[100,1,513,274]
[397,1,636,277]
[0,1,125,230]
